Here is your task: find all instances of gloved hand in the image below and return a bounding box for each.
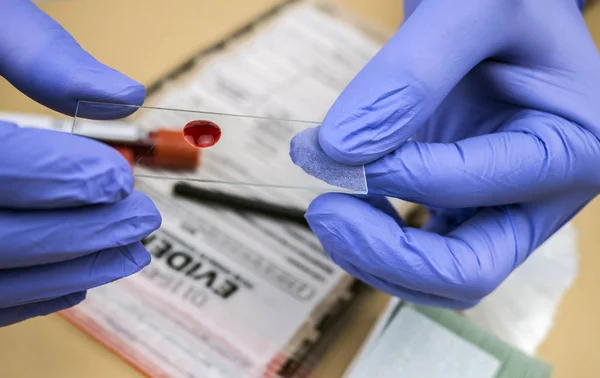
[0,0,161,326]
[291,0,600,308]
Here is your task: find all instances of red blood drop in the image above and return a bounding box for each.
[183,120,222,148]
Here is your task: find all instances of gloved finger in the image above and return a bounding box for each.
[354,195,405,226]
[362,111,597,208]
[0,291,86,327]
[316,0,509,165]
[0,122,134,209]
[403,0,419,18]
[0,190,161,269]
[307,194,489,303]
[306,193,589,303]
[0,242,149,308]
[331,255,478,310]
[422,207,480,235]
[0,0,144,118]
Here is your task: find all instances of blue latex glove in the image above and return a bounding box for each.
[0,0,161,326]
[291,0,600,309]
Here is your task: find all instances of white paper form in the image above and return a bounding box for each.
[1,4,390,377]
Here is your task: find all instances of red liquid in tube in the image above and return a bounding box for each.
[183,120,222,148]
[75,121,200,170]
[97,130,200,170]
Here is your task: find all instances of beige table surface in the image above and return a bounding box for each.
[0,1,598,377]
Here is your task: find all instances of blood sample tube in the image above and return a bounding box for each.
[113,146,134,168]
[97,129,200,170]
[0,113,199,170]
[75,122,200,170]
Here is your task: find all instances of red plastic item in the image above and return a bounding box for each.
[97,129,200,170]
[114,147,134,168]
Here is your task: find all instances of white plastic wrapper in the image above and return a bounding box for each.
[349,221,579,374]
[463,222,579,354]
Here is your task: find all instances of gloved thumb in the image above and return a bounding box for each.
[317,0,507,165]
[0,0,144,118]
